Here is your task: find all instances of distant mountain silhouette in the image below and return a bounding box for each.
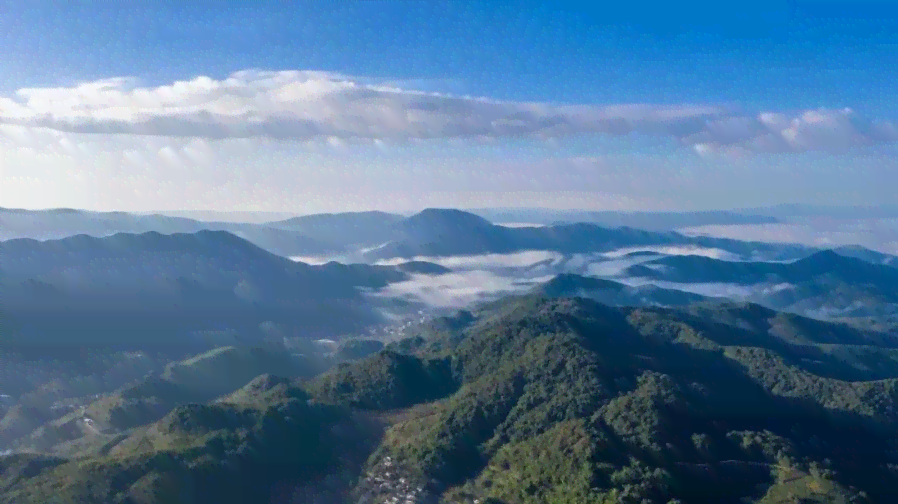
[0,208,344,257]
[0,208,212,241]
[834,244,898,268]
[626,249,898,286]
[375,208,513,258]
[363,209,810,261]
[1,231,411,350]
[265,211,405,247]
[1,207,815,263]
[622,250,898,323]
[470,207,781,229]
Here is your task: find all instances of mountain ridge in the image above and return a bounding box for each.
[1,230,413,350]
[2,207,819,263]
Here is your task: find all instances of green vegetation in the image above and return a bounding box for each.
[308,350,456,410]
[0,375,351,504]
[2,344,320,454]
[5,295,898,503]
[308,296,893,503]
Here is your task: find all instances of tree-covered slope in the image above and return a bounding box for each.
[5,296,898,503]
[1,230,411,350]
[0,375,354,504]
[309,296,898,503]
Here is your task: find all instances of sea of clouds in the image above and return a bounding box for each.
[366,245,791,308]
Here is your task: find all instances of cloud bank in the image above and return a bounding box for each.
[600,245,741,261]
[681,219,898,255]
[374,270,536,309]
[368,245,765,308]
[1,70,895,153]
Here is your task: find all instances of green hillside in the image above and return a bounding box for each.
[0,375,352,504]
[309,296,895,503]
[4,296,898,503]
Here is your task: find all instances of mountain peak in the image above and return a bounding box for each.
[799,249,854,266]
[404,208,494,228]
[536,273,625,296]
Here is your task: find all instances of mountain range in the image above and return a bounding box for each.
[4,205,898,502]
[532,273,714,307]
[1,207,816,262]
[358,209,812,262]
[1,230,412,351]
[4,295,898,503]
[470,208,781,229]
[4,208,898,353]
[621,250,898,325]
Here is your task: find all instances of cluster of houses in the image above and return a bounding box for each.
[355,456,433,504]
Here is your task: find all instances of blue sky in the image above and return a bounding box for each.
[1,1,896,213]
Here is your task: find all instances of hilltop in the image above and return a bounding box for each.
[534,273,712,307]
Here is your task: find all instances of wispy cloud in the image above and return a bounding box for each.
[373,270,534,308]
[1,70,895,154]
[375,250,564,270]
[495,222,547,228]
[287,255,333,265]
[600,245,742,261]
[613,277,767,299]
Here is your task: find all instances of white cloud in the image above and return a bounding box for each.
[373,270,528,308]
[375,250,564,270]
[0,70,722,141]
[586,256,657,277]
[601,245,742,261]
[495,222,547,228]
[0,70,894,153]
[288,256,333,265]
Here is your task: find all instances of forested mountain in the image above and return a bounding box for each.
[363,209,810,262]
[1,230,411,351]
[534,273,713,307]
[4,295,898,503]
[623,250,898,325]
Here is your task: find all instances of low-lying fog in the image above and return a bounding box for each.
[366,245,790,309]
[681,217,898,255]
[282,220,897,317]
